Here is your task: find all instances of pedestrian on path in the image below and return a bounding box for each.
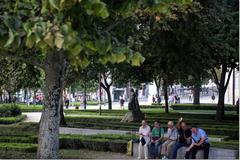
[211,94,215,103]
[120,95,125,110]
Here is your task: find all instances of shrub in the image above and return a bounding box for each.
[59,137,84,149]
[0,104,21,117]
[0,115,26,124]
[109,140,127,153]
[0,143,37,152]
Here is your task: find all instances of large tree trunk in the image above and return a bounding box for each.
[214,63,232,122]
[163,79,169,113]
[37,54,66,159]
[193,84,200,105]
[106,88,112,110]
[216,86,225,121]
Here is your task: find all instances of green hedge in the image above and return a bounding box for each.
[0,143,37,152]
[18,105,42,112]
[171,104,236,111]
[0,104,43,112]
[0,134,129,153]
[140,104,163,108]
[0,123,39,136]
[0,115,26,124]
[0,104,21,117]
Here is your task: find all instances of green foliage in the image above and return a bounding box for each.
[0,104,21,117]
[0,58,43,94]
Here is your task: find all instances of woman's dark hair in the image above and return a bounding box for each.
[154,120,160,125]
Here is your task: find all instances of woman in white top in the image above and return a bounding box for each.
[138,120,151,159]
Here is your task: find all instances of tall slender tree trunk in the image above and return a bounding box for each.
[37,53,66,159]
[156,85,161,104]
[163,79,169,113]
[106,88,112,110]
[83,83,87,110]
[8,92,12,103]
[33,89,37,105]
[193,84,200,105]
[24,89,27,103]
[60,91,66,126]
[154,78,161,104]
[216,86,225,121]
[215,63,232,122]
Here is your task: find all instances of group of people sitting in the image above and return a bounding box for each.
[137,119,210,159]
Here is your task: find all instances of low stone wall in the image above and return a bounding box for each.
[132,142,238,159]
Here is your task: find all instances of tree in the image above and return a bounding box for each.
[100,72,113,110]
[0,0,190,158]
[0,58,42,103]
[199,0,239,121]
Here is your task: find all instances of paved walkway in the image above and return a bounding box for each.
[23,112,41,122]
[60,127,131,135]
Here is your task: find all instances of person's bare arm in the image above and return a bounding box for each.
[194,137,206,146]
[186,143,195,152]
[176,117,183,130]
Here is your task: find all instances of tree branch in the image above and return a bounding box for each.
[100,81,107,91]
[104,18,129,32]
[211,68,220,87]
[224,68,233,91]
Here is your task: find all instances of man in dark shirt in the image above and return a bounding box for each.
[172,119,192,159]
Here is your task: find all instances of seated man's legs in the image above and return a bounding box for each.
[191,143,210,159]
[172,142,186,159]
[190,145,201,159]
[166,140,176,158]
[185,143,208,159]
[161,140,171,156]
[203,143,210,159]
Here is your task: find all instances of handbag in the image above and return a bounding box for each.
[140,137,146,146]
